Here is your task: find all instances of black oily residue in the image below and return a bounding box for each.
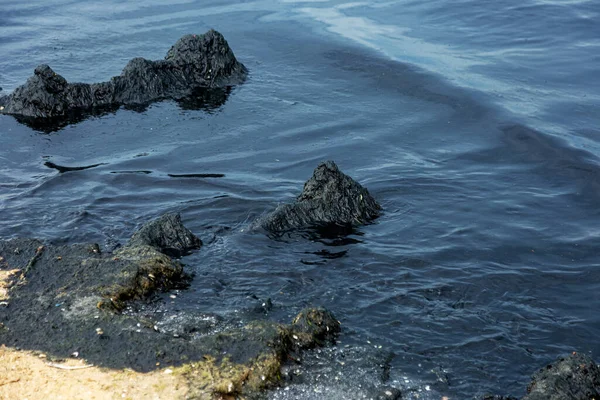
[0,236,354,390]
[111,170,153,175]
[0,239,185,371]
[168,173,225,178]
[45,161,107,173]
[0,238,255,372]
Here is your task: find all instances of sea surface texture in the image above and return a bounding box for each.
[1,0,599,398]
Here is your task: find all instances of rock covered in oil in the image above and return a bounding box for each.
[257,161,381,233]
[523,352,600,400]
[0,30,246,120]
[127,213,202,258]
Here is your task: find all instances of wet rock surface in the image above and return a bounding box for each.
[257,161,381,233]
[484,352,600,400]
[127,213,202,257]
[3,214,598,398]
[522,352,600,400]
[290,307,340,348]
[0,29,246,124]
[0,213,396,398]
[0,214,199,368]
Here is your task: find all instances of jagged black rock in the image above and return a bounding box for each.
[258,161,381,233]
[0,30,246,119]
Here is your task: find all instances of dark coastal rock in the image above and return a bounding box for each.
[0,214,396,398]
[484,352,600,400]
[1,247,348,397]
[522,352,600,400]
[99,246,187,311]
[258,161,381,233]
[0,29,246,120]
[0,213,199,314]
[127,213,202,257]
[290,307,341,348]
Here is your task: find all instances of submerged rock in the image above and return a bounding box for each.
[258,161,381,233]
[523,352,600,400]
[153,311,223,339]
[0,30,246,119]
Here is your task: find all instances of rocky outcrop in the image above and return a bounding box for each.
[484,352,600,400]
[0,30,246,120]
[127,213,202,257]
[290,307,340,348]
[178,307,342,398]
[0,213,200,313]
[523,352,600,400]
[0,214,401,399]
[97,213,202,310]
[257,161,381,233]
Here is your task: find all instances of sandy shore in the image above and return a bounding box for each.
[0,345,190,400]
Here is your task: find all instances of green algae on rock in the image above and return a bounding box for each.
[175,308,342,399]
[0,213,200,313]
[95,246,186,311]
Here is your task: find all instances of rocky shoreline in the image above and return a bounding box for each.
[0,161,398,399]
[1,161,598,399]
[0,28,598,398]
[0,212,375,399]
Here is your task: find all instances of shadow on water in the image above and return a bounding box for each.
[267,223,366,246]
[267,223,365,265]
[12,105,120,133]
[175,86,232,112]
[6,86,235,133]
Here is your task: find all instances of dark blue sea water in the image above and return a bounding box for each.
[1,0,599,398]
